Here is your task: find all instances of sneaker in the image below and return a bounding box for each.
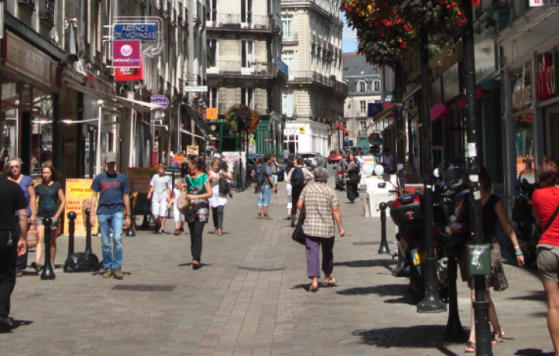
[0,317,14,331]
[263,215,273,220]
[256,215,262,220]
[113,268,124,279]
[102,269,113,278]
[160,229,166,235]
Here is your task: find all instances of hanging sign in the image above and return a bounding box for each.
[530,0,559,6]
[113,23,157,41]
[150,95,169,110]
[115,54,145,81]
[113,40,141,68]
[184,85,209,92]
[187,145,199,156]
[206,108,218,120]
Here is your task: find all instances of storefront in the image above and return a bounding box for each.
[284,121,329,156]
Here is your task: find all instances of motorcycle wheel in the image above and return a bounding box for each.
[506,229,537,265]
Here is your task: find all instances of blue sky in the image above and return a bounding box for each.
[340,12,358,53]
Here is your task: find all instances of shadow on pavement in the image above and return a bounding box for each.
[336,284,416,304]
[509,290,547,302]
[352,325,459,354]
[515,349,555,355]
[334,259,397,268]
[0,319,33,333]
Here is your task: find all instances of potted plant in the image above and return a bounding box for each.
[164,89,171,99]
[329,74,337,81]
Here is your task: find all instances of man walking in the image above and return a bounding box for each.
[147,164,171,235]
[0,160,29,331]
[256,154,277,220]
[90,152,131,280]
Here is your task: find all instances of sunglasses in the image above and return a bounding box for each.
[10,165,20,169]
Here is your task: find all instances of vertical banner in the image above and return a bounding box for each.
[64,179,98,237]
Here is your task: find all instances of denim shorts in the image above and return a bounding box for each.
[257,186,272,207]
[36,216,59,230]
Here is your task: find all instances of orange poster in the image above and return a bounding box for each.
[64,179,98,237]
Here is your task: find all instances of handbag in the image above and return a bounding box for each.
[219,176,230,195]
[292,214,306,245]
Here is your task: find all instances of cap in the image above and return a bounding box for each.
[105,152,117,163]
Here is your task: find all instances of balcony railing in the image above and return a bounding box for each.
[283,32,298,44]
[288,70,349,94]
[39,0,55,26]
[208,13,271,30]
[17,0,35,11]
[208,61,278,77]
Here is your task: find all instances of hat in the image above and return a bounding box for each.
[105,152,117,163]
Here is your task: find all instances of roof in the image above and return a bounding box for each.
[342,53,382,78]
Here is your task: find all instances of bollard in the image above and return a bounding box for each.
[40,218,55,280]
[67,211,77,256]
[84,208,93,254]
[378,203,390,254]
[140,215,150,229]
[126,193,136,237]
[444,255,466,342]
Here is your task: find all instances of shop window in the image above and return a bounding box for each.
[2,75,19,103]
[32,89,54,118]
[1,107,18,162]
[515,111,535,183]
[510,61,532,113]
[31,118,54,178]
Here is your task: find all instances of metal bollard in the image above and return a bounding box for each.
[140,215,150,229]
[126,193,136,237]
[40,218,55,280]
[378,203,390,254]
[67,211,77,256]
[84,208,93,254]
[444,255,466,342]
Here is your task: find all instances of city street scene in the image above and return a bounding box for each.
[1,0,559,355]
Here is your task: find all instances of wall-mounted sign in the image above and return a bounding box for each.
[368,103,383,118]
[113,23,157,41]
[115,54,145,81]
[5,31,55,88]
[184,85,209,92]
[113,40,141,68]
[150,95,169,110]
[298,127,306,134]
[537,52,559,100]
[530,0,559,6]
[187,145,199,156]
[206,108,218,120]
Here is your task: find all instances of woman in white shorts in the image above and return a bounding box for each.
[169,178,186,236]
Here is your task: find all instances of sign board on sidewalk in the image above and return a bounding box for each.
[184,85,208,92]
[113,40,141,68]
[113,23,157,41]
[64,179,98,237]
[127,168,158,194]
[150,95,169,110]
[187,145,199,156]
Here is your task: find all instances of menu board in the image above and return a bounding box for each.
[64,179,98,237]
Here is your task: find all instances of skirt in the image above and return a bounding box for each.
[347,183,359,202]
[458,242,509,292]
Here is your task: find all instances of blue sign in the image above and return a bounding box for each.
[150,95,169,110]
[368,103,383,118]
[114,23,157,41]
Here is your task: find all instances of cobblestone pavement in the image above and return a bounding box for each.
[1,175,553,355]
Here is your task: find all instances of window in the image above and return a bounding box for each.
[359,81,366,92]
[360,121,367,131]
[241,40,253,69]
[241,0,253,24]
[282,51,294,78]
[282,90,294,117]
[208,87,218,108]
[282,14,294,40]
[209,0,217,22]
[284,131,299,154]
[374,80,380,91]
[241,88,253,107]
[360,101,366,114]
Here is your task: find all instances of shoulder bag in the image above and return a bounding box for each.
[543,204,559,234]
[292,213,306,245]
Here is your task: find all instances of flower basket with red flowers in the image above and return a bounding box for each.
[225,104,260,137]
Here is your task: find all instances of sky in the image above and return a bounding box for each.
[340,12,358,53]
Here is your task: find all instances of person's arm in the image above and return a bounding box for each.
[89,193,98,227]
[268,175,276,192]
[296,198,304,211]
[123,193,131,229]
[147,176,155,199]
[285,169,292,184]
[495,200,524,267]
[54,188,66,221]
[168,191,176,206]
[332,205,345,237]
[17,208,28,256]
[186,180,213,200]
[304,169,314,184]
[27,184,36,225]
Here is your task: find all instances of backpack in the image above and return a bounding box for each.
[219,176,231,195]
[176,188,190,215]
[291,167,305,189]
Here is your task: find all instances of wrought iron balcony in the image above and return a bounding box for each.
[207,13,271,30]
[39,0,55,27]
[18,0,35,11]
[288,70,349,96]
[207,61,278,78]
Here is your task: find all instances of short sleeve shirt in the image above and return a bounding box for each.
[261,163,273,187]
[0,177,27,230]
[11,175,33,216]
[150,174,172,202]
[91,172,130,215]
[300,182,339,238]
[35,182,62,217]
[533,187,559,246]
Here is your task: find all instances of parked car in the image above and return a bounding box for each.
[300,152,327,168]
[328,149,345,163]
[334,159,346,191]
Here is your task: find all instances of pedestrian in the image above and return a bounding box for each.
[251,156,264,193]
[147,164,171,235]
[286,157,314,227]
[184,157,213,269]
[208,159,233,236]
[284,159,295,220]
[381,147,395,173]
[31,166,66,271]
[169,178,186,236]
[457,165,524,353]
[256,154,277,220]
[90,152,132,280]
[0,160,29,331]
[6,158,36,277]
[531,157,559,356]
[345,152,361,203]
[296,167,345,292]
[270,154,280,186]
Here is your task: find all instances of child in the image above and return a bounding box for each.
[168,178,186,236]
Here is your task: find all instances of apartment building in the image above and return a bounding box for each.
[281,0,347,156]
[205,0,287,156]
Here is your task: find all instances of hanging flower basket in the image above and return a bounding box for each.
[225,104,260,137]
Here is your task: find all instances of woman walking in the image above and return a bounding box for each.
[6,158,36,277]
[457,166,524,353]
[32,166,66,270]
[184,157,213,269]
[345,152,361,203]
[208,159,233,236]
[169,178,186,236]
[284,160,295,220]
[532,157,559,356]
[286,157,314,227]
[251,156,264,193]
[296,167,344,292]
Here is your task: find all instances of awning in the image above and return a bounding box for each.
[335,124,352,136]
[372,84,422,124]
[183,104,215,140]
[65,82,164,112]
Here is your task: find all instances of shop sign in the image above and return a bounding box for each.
[150,95,169,110]
[530,0,559,6]
[127,168,158,194]
[206,108,218,120]
[536,53,559,100]
[64,179,99,237]
[112,40,141,68]
[368,103,383,118]
[298,127,306,134]
[115,54,145,81]
[187,145,199,156]
[5,31,54,87]
[184,85,209,92]
[113,23,157,41]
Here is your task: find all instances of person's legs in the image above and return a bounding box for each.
[543,281,559,355]
[0,231,17,320]
[151,200,161,226]
[321,237,335,276]
[35,225,45,265]
[110,212,124,269]
[305,236,320,279]
[486,290,503,343]
[159,202,167,232]
[216,206,224,231]
[97,214,113,270]
[466,289,476,350]
[49,227,56,265]
[212,207,218,229]
[173,205,181,231]
[257,190,264,217]
[262,186,272,217]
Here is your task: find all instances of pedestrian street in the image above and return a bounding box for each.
[1,178,552,356]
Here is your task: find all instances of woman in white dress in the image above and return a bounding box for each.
[208,159,233,236]
[169,178,186,236]
[284,160,295,219]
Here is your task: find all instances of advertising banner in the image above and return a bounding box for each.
[115,54,144,81]
[112,40,141,68]
[64,179,98,237]
[127,168,158,194]
[150,95,169,110]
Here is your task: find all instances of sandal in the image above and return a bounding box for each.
[492,329,505,345]
[217,229,222,236]
[465,341,475,353]
[309,283,319,293]
[324,277,336,287]
[174,229,180,236]
[191,261,200,270]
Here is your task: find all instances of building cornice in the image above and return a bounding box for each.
[281,1,343,28]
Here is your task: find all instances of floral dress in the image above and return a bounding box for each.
[186,173,210,223]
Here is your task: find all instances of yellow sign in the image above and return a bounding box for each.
[128,168,158,194]
[298,127,306,134]
[187,145,199,156]
[64,179,98,237]
[206,108,218,120]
